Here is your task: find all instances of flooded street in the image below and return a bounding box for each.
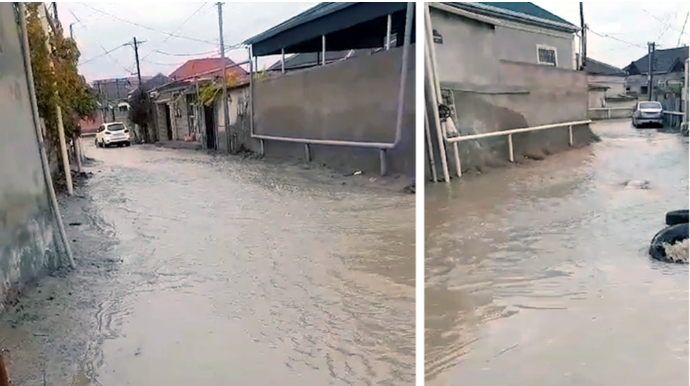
[425,120,689,385]
[1,144,414,385]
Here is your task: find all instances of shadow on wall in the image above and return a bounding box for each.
[249,45,415,177]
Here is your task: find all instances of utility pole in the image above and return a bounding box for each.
[648,42,655,101]
[579,2,586,70]
[69,23,74,39]
[217,2,230,152]
[133,37,142,86]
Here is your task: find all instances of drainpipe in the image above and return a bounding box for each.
[18,3,75,269]
[386,14,392,50]
[683,58,690,125]
[249,2,414,177]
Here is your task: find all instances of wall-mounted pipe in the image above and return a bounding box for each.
[424,107,438,182]
[386,14,392,50]
[249,2,415,176]
[18,3,75,269]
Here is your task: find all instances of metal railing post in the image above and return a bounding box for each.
[380,149,387,176]
[508,134,514,162]
[568,125,573,146]
[607,109,611,119]
[304,143,311,162]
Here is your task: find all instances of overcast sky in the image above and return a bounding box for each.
[60,2,689,82]
[536,2,689,67]
[59,2,318,81]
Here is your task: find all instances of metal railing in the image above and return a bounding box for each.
[588,107,633,119]
[444,119,592,177]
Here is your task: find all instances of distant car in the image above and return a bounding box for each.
[95,122,131,148]
[632,101,663,128]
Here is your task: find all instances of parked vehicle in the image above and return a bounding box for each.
[632,101,663,128]
[95,122,131,148]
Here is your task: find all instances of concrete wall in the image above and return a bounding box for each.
[588,74,626,97]
[588,88,606,108]
[0,4,62,311]
[250,45,415,177]
[426,60,594,180]
[429,7,576,91]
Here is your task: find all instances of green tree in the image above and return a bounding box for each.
[21,3,97,152]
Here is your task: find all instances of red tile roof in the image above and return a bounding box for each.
[168,58,248,81]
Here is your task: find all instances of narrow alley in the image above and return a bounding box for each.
[425,119,689,386]
[0,144,415,386]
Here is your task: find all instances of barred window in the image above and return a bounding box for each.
[537,45,557,66]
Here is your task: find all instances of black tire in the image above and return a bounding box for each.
[649,223,689,263]
[125,141,131,147]
[666,210,689,226]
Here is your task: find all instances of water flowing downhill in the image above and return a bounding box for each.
[425,120,689,386]
[1,144,415,386]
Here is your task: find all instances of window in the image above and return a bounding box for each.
[640,86,648,95]
[537,45,557,66]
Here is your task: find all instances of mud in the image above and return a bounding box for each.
[0,143,415,385]
[425,119,689,385]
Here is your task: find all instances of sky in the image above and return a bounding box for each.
[59,2,689,82]
[536,2,689,68]
[59,2,319,82]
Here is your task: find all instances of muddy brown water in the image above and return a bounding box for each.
[1,144,414,385]
[426,120,688,385]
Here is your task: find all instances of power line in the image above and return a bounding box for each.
[588,28,647,49]
[678,12,689,46]
[80,3,219,45]
[151,49,219,57]
[634,4,690,37]
[142,59,185,66]
[140,3,210,61]
[80,43,128,65]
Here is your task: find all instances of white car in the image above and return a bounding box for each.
[632,101,664,128]
[95,122,131,148]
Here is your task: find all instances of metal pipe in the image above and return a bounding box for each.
[386,14,392,50]
[322,35,326,65]
[424,107,439,182]
[568,125,573,146]
[508,134,514,162]
[379,149,387,176]
[425,27,450,183]
[281,48,285,74]
[250,2,413,152]
[445,120,593,143]
[249,45,254,150]
[304,143,311,162]
[424,3,442,102]
[18,3,75,269]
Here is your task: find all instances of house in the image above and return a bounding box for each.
[624,46,688,111]
[242,2,416,177]
[425,3,593,180]
[585,57,627,98]
[149,57,248,148]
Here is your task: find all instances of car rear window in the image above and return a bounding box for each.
[639,102,661,109]
[107,124,125,131]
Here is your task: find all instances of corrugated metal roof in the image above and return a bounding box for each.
[244,3,357,45]
[444,2,578,33]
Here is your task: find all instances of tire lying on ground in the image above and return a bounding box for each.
[665,209,689,226]
[649,223,689,263]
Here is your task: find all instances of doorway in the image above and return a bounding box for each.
[164,104,173,140]
[204,105,216,149]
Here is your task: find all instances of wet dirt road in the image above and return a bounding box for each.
[425,120,688,385]
[1,144,414,385]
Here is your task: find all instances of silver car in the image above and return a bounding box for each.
[95,122,131,148]
[632,101,663,128]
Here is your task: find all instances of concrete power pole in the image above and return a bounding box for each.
[133,37,142,87]
[217,2,230,152]
[648,42,655,101]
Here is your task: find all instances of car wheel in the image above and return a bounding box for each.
[125,141,131,147]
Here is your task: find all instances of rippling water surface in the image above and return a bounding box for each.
[425,120,688,386]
